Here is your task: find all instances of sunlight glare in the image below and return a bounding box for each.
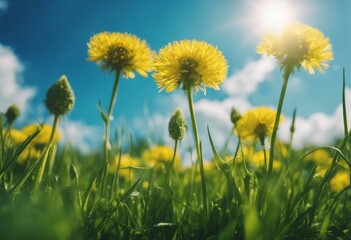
[258,1,296,32]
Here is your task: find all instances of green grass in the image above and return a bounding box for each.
[0,116,351,239]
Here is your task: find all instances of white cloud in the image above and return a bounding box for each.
[279,88,351,148]
[0,44,36,118]
[59,119,102,153]
[133,110,171,144]
[192,56,277,129]
[223,56,276,96]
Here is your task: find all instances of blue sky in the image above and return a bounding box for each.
[0,0,351,154]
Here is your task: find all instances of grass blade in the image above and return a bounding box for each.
[342,68,348,136]
[0,129,41,180]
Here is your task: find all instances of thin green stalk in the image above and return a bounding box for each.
[262,143,268,179]
[306,132,351,225]
[168,140,178,175]
[341,68,351,183]
[109,147,122,200]
[103,70,121,164]
[0,123,4,171]
[187,87,208,218]
[232,138,241,168]
[101,70,121,197]
[34,115,59,189]
[287,108,297,166]
[47,144,57,176]
[221,126,235,153]
[342,68,348,136]
[268,68,292,179]
[167,140,178,189]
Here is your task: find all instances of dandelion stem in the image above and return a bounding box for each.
[287,108,297,166]
[221,126,235,153]
[101,70,121,197]
[167,139,178,188]
[34,115,59,190]
[187,87,208,218]
[103,70,121,164]
[262,142,268,178]
[268,68,291,179]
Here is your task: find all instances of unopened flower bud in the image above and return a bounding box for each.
[168,109,187,141]
[45,75,75,116]
[230,107,241,125]
[5,104,20,126]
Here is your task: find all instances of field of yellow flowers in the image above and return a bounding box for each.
[0,22,350,239]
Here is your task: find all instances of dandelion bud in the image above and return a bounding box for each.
[168,109,187,141]
[5,104,20,126]
[230,107,241,125]
[45,75,75,116]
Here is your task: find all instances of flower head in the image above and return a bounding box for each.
[153,40,228,93]
[88,32,154,78]
[168,109,187,141]
[250,151,282,171]
[8,124,60,164]
[17,147,40,164]
[5,104,20,126]
[45,75,75,116]
[21,124,60,147]
[257,22,333,74]
[236,107,284,143]
[330,171,350,193]
[230,107,241,125]
[108,154,140,180]
[142,145,181,170]
[305,149,330,163]
[8,129,27,145]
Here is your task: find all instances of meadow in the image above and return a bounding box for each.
[0,22,350,240]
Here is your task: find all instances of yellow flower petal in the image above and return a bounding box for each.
[236,106,283,141]
[257,22,333,74]
[87,32,153,78]
[153,40,228,93]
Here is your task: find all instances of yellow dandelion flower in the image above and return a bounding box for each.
[8,129,27,144]
[108,153,140,180]
[153,40,228,93]
[142,145,181,170]
[257,22,333,74]
[235,145,255,164]
[315,165,328,178]
[338,160,349,170]
[277,141,288,158]
[305,149,330,162]
[21,124,60,147]
[330,171,350,193]
[249,151,281,171]
[203,161,215,172]
[223,155,234,164]
[142,181,150,189]
[194,161,215,183]
[313,155,333,178]
[236,107,284,143]
[17,147,40,164]
[87,32,154,78]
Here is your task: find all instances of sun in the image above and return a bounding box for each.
[254,0,297,32]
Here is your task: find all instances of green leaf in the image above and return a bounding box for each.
[342,68,348,136]
[0,129,41,180]
[119,176,142,204]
